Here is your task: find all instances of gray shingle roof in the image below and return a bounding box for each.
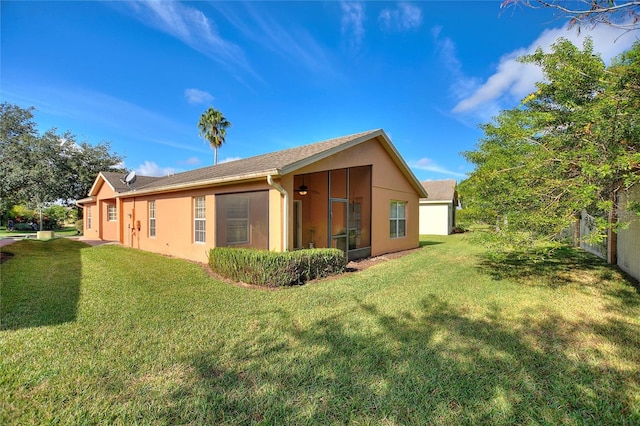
[87,129,427,199]
[100,171,162,193]
[115,129,384,194]
[420,179,457,201]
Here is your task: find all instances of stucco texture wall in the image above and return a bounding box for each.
[120,181,272,263]
[84,136,422,263]
[287,137,421,256]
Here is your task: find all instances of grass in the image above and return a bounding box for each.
[1,235,639,424]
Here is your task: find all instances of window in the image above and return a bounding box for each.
[216,191,269,249]
[194,196,206,243]
[226,196,249,244]
[148,200,156,238]
[107,204,117,221]
[87,207,92,230]
[390,201,406,238]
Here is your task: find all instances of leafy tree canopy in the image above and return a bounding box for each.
[460,38,640,245]
[0,103,125,210]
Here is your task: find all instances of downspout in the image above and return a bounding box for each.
[267,175,289,251]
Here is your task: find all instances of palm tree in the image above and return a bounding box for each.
[198,107,231,165]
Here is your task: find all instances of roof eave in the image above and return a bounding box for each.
[420,199,454,204]
[376,131,428,198]
[75,196,95,207]
[88,172,117,196]
[279,130,383,175]
[114,169,281,198]
[279,129,428,198]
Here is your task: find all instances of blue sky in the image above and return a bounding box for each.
[2,1,636,182]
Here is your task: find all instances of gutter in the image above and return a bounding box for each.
[267,175,289,251]
[75,196,95,208]
[112,170,280,199]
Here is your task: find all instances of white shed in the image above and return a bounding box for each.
[419,180,458,235]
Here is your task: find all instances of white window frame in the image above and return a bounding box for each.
[226,196,250,245]
[107,204,117,222]
[149,200,156,238]
[194,196,206,244]
[390,201,406,238]
[87,207,92,230]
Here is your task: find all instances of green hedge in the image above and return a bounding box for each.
[208,248,347,287]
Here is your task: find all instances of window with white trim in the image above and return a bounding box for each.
[226,196,250,244]
[389,201,406,238]
[87,207,92,229]
[148,200,156,238]
[107,204,117,222]
[194,196,206,243]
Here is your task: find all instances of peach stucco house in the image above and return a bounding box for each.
[77,129,428,263]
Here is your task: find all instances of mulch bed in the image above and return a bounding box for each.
[201,247,423,290]
[344,247,422,272]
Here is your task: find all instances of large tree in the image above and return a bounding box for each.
[198,106,231,165]
[501,1,640,32]
[460,38,640,245]
[0,103,125,211]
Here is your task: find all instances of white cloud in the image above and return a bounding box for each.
[178,156,201,166]
[3,83,210,154]
[432,26,483,103]
[184,88,214,105]
[218,156,241,164]
[136,161,178,177]
[450,23,636,116]
[214,3,340,79]
[411,158,467,178]
[122,1,255,77]
[341,1,366,49]
[379,2,422,32]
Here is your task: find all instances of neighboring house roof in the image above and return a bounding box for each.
[83,129,427,199]
[420,179,457,203]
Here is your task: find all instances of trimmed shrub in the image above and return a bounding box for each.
[75,219,83,235]
[208,248,347,287]
[14,222,37,231]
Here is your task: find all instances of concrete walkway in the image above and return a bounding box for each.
[0,238,18,248]
[67,237,116,247]
[0,234,36,247]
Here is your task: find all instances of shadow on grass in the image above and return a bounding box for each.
[0,239,84,330]
[162,294,640,424]
[419,240,443,247]
[478,245,604,285]
[476,245,640,314]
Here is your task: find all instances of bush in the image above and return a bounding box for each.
[44,205,70,229]
[208,248,347,287]
[13,222,37,231]
[75,219,83,235]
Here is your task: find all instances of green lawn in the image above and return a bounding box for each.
[1,236,639,424]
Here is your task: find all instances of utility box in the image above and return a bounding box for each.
[37,231,55,240]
